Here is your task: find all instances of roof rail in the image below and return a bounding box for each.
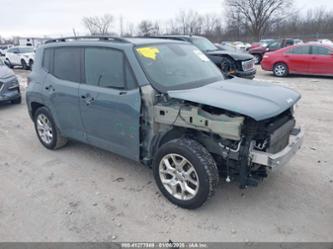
[45,36,129,44]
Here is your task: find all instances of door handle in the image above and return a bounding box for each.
[45,85,55,92]
[119,91,127,95]
[81,94,95,105]
[86,97,95,105]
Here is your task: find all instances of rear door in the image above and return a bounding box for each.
[79,47,141,161]
[309,45,333,75]
[42,47,85,141]
[284,45,311,73]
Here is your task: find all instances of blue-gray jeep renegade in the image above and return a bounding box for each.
[26,36,304,209]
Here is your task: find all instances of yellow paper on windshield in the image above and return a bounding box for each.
[137,47,160,60]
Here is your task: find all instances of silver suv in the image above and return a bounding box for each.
[26,36,304,209]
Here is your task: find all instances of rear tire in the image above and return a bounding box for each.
[153,138,219,209]
[34,107,68,150]
[5,59,13,69]
[273,63,289,77]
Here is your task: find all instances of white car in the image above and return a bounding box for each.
[5,46,35,70]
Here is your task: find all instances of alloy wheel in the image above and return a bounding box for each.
[159,154,200,201]
[36,114,53,144]
[274,64,287,76]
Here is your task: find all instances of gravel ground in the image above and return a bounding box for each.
[0,67,332,242]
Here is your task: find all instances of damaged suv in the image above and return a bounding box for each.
[26,36,304,209]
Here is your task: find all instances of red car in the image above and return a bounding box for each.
[261,43,333,77]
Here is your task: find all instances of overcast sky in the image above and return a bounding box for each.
[1,0,332,38]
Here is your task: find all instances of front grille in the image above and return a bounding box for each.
[242,59,255,71]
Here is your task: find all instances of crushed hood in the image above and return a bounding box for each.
[0,65,15,80]
[207,50,254,61]
[167,77,301,121]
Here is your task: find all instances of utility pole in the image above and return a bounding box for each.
[119,15,124,37]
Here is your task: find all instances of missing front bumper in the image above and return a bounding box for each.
[250,128,304,169]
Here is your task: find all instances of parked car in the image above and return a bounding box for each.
[215,43,239,52]
[261,43,333,77]
[0,58,21,104]
[249,39,276,50]
[26,36,303,209]
[0,45,12,56]
[5,46,35,70]
[148,35,256,79]
[249,38,303,64]
[231,41,251,51]
[317,39,333,45]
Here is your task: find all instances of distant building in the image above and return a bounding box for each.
[13,37,48,47]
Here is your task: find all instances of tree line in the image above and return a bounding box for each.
[82,0,333,42]
[1,0,333,44]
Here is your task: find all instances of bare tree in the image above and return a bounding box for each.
[225,0,292,40]
[124,22,136,37]
[175,10,203,35]
[137,20,160,36]
[82,14,114,35]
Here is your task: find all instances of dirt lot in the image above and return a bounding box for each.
[0,67,332,242]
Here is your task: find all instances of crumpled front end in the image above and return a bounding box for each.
[0,76,21,103]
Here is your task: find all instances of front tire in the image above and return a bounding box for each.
[34,107,68,150]
[153,138,219,209]
[220,57,236,77]
[21,59,28,70]
[11,97,21,104]
[29,59,34,70]
[273,63,288,77]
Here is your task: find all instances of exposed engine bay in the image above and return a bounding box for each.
[153,101,244,141]
[140,85,302,188]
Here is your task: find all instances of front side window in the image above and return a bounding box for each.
[287,46,311,55]
[136,43,223,92]
[84,48,129,89]
[311,46,331,55]
[53,47,81,83]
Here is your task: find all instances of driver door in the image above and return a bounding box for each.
[79,47,141,161]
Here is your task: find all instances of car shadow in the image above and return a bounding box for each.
[0,101,21,110]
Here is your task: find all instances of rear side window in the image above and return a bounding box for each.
[54,47,81,83]
[42,48,53,72]
[287,46,310,55]
[311,46,331,55]
[84,47,136,90]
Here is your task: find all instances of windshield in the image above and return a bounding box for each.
[19,47,34,53]
[136,43,223,91]
[191,37,218,52]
